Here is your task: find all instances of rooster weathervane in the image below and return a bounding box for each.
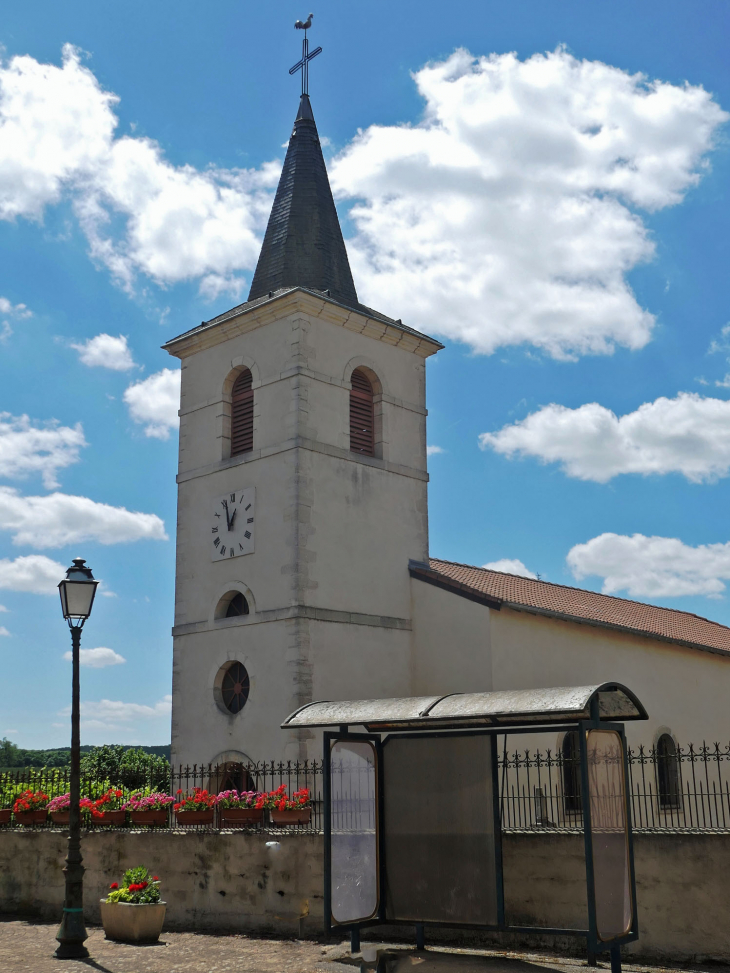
[289,13,321,96]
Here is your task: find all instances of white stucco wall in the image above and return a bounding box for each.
[407,578,730,749]
[168,294,438,767]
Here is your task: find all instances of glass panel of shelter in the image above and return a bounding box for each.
[586,728,633,943]
[329,739,379,926]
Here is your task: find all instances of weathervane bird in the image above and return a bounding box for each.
[295,13,313,30]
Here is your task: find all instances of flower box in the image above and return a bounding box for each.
[92,810,126,826]
[130,809,168,827]
[50,811,70,826]
[0,809,11,825]
[100,900,166,943]
[14,809,48,826]
[219,807,264,827]
[270,807,311,826]
[175,809,214,826]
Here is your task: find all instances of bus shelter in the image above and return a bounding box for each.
[282,683,648,972]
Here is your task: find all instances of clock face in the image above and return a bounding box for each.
[210,487,255,561]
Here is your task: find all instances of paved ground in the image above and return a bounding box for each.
[1,919,728,973]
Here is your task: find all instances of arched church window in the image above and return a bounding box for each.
[562,730,582,814]
[231,369,254,456]
[350,368,374,456]
[657,733,680,809]
[220,661,250,715]
[225,592,249,617]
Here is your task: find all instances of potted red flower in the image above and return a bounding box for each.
[217,789,265,827]
[100,866,166,943]
[13,790,49,826]
[82,789,127,826]
[124,792,174,826]
[173,788,216,826]
[48,793,72,825]
[267,785,312,826]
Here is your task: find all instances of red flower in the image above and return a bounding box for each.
[109,882,118,890]
[152,876,159,882]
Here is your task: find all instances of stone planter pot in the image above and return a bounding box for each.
[175,809,214,826]
[130,809,168,827]
[0,809,11,825]
[92,810,126,826]
[100,900,166,943]
[219,807,264,827]
[270,807,312,826]
[50,811,70,826]
[14,809,48,826]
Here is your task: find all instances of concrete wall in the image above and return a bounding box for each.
[3,829,730,963]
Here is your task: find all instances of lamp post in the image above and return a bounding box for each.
[55,557,98,960]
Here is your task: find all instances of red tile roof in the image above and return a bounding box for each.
[419,558,730,657]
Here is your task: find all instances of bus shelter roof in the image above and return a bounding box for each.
[281,683,647,732]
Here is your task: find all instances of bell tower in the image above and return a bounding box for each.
[164,43,442,767]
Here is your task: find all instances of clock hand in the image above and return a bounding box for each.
[222,500,231,530]
[228,508,237,531]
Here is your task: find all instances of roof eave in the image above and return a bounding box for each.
[162,288,444,360]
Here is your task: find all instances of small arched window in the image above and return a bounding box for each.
[562,731,582,814]
[225,593,249,618]
[231,369,254,456]
[350,368,374,456]
[657,733,680,809]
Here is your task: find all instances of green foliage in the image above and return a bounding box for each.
[79,746,169,791]
[106,866,161,904]
[0,738,70,769]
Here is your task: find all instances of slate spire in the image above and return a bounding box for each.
[247,94,359,307]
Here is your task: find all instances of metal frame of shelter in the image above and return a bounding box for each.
[282,683,649,973]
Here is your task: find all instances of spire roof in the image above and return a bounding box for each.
[248,94,359,308]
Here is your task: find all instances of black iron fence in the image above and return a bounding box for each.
[2,741,730,833]
[499,741,730,832]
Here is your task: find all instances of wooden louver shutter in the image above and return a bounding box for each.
[231,369,254,456]
[350,369,374,456]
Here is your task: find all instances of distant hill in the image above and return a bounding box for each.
[0,740,171,770]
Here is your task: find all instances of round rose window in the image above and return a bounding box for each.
[221,661,250,714]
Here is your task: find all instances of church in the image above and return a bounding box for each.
[164,86,730,771]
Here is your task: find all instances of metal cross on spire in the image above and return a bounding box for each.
[289,13,322,96]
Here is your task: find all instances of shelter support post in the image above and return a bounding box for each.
[350,928,360,953]
[587,950,598,967]
[415,923,425,950]
[610,945,622,973]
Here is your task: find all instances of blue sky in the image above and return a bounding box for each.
[1,0,729,748]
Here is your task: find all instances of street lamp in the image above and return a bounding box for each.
[55,557,98,960]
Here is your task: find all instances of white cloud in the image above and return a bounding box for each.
[123,368,180,439]
[480,393,730,483]
[58,694,172,736]
[0,627,10,637]
[0,554,66,593]
[0,604,7,611]
[0,413,87,488]
[567,533,730,598]
[0,45,274,292]
[426,445,445,456]
[332,49,727,359]
[483,558,537,579]
[0,297,32,341]
[0,486,167,547]
[70,333,135,370]
[63,646,126,667]
[708,323,730,356]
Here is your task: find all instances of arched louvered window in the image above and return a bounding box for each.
[231,369,254,456]
[657,733,680,809]
[350,368,375,456]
